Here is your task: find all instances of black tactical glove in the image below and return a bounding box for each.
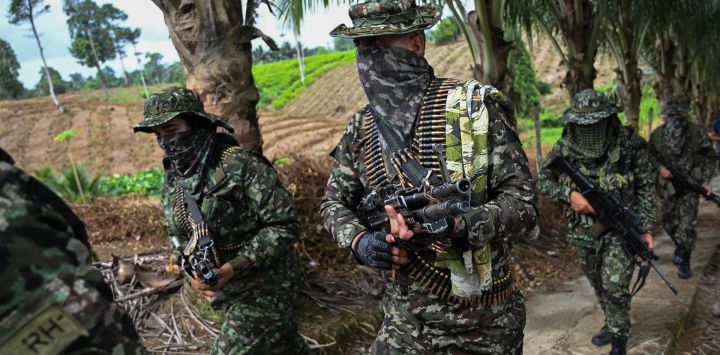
[352,231,393,269]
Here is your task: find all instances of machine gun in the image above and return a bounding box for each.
[664,165,720,208]
[547,154,678,295]
[181,189,218,286]
[357,145,471,250]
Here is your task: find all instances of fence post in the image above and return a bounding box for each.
[533,103,543,173]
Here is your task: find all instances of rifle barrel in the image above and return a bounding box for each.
[650,261,679,295]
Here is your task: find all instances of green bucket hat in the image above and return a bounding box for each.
[661,95,691,115]
[329,0,441,39]
[133,87,233,133]
[562,89,623,125]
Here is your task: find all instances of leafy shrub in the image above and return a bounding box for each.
[428,17,461,45]
[34,164,102,203]
[539,107,564,128]
[97,167,164,197]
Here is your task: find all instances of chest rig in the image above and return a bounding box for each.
[173,146,245,267]
[360,78,511,307]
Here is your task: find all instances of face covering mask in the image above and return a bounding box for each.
[663,114,687,157]
[566,118,611,160]
[356,45,434,139]
[157,128,213,176]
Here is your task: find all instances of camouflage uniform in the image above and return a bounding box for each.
[0,149,145,354]
[324,2,538,353]
[134,88,308,355]
[537,90,656,348]
[648,96,718,275]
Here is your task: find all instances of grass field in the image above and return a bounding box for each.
[253,50,356,109]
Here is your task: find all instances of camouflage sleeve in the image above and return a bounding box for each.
[630,133,657,233]
[462,103,539,247]
[537,143,573,204]
[694,125,719,182]
[320,113,367,248]
[0,163,145,353]
[227,151,301,272]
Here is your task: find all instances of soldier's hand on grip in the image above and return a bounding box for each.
[570,191,596,215]
[352,231,394,269]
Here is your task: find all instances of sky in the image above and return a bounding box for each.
[0,0,350,88]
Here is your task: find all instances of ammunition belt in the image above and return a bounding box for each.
[406,254,513,308]
[361,78,459,190]
[172,146,242,267]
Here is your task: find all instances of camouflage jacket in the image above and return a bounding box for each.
[648,120,718,194]
[160,135,303,306]
[321,80,538,284]
[0,158,144,354]
[537,120,656,246]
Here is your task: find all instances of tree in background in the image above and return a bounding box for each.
[332,37,353,51]
[600,0,653,129]
[144,52,165,86]
[428,17,461,46]
[8,0,65,112]
[123,28,149,98]
[151,0,280,151]
[68,72,86,90]
[64,0,123,99]
[33,67,69,96]
[166,61,186,85]
[0,38,25,100]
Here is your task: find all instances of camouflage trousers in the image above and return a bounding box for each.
[574,235,635,339]
[210,295,309,355]
[661,191,699,253]
[370,282,526,354]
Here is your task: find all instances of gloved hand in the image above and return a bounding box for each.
[352,231,393,269]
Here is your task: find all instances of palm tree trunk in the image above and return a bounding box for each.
[88,30,109,99]
[28,9,65,113]
[613,0,642,129]
[152,0,273,152]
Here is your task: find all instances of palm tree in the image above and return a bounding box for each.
[7,0,65,112]
[151,0,279,152]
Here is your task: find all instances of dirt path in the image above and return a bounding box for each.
[524,177,720,354]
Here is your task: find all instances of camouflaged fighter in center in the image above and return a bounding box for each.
[133,88,309,355]
[321,0,539,353]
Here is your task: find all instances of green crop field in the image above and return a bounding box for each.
[253,50,356,109]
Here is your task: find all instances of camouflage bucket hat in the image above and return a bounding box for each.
[329,0,441,39]
[133,87,233,133]
[662,95,691,115]
[562,89,623,125]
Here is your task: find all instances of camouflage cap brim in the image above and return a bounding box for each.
[561,106,623,125]
[133,111,226,133]
[330,4,440,39]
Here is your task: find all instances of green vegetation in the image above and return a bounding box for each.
[34,165,101,203]
[97,167,163,197]
[35,166,163,202]
[508,44,552,119]
[428,17,462,45]
[253,50,356,109]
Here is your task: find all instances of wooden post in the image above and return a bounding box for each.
[647,107,654,138]
[533,103,543,173]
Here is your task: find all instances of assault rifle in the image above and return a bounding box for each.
[547,155,679,295]
[357,145,471,250]
[182,189,218,286]
[664,164,720,208]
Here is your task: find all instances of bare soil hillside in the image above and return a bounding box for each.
[0,90,162,175]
